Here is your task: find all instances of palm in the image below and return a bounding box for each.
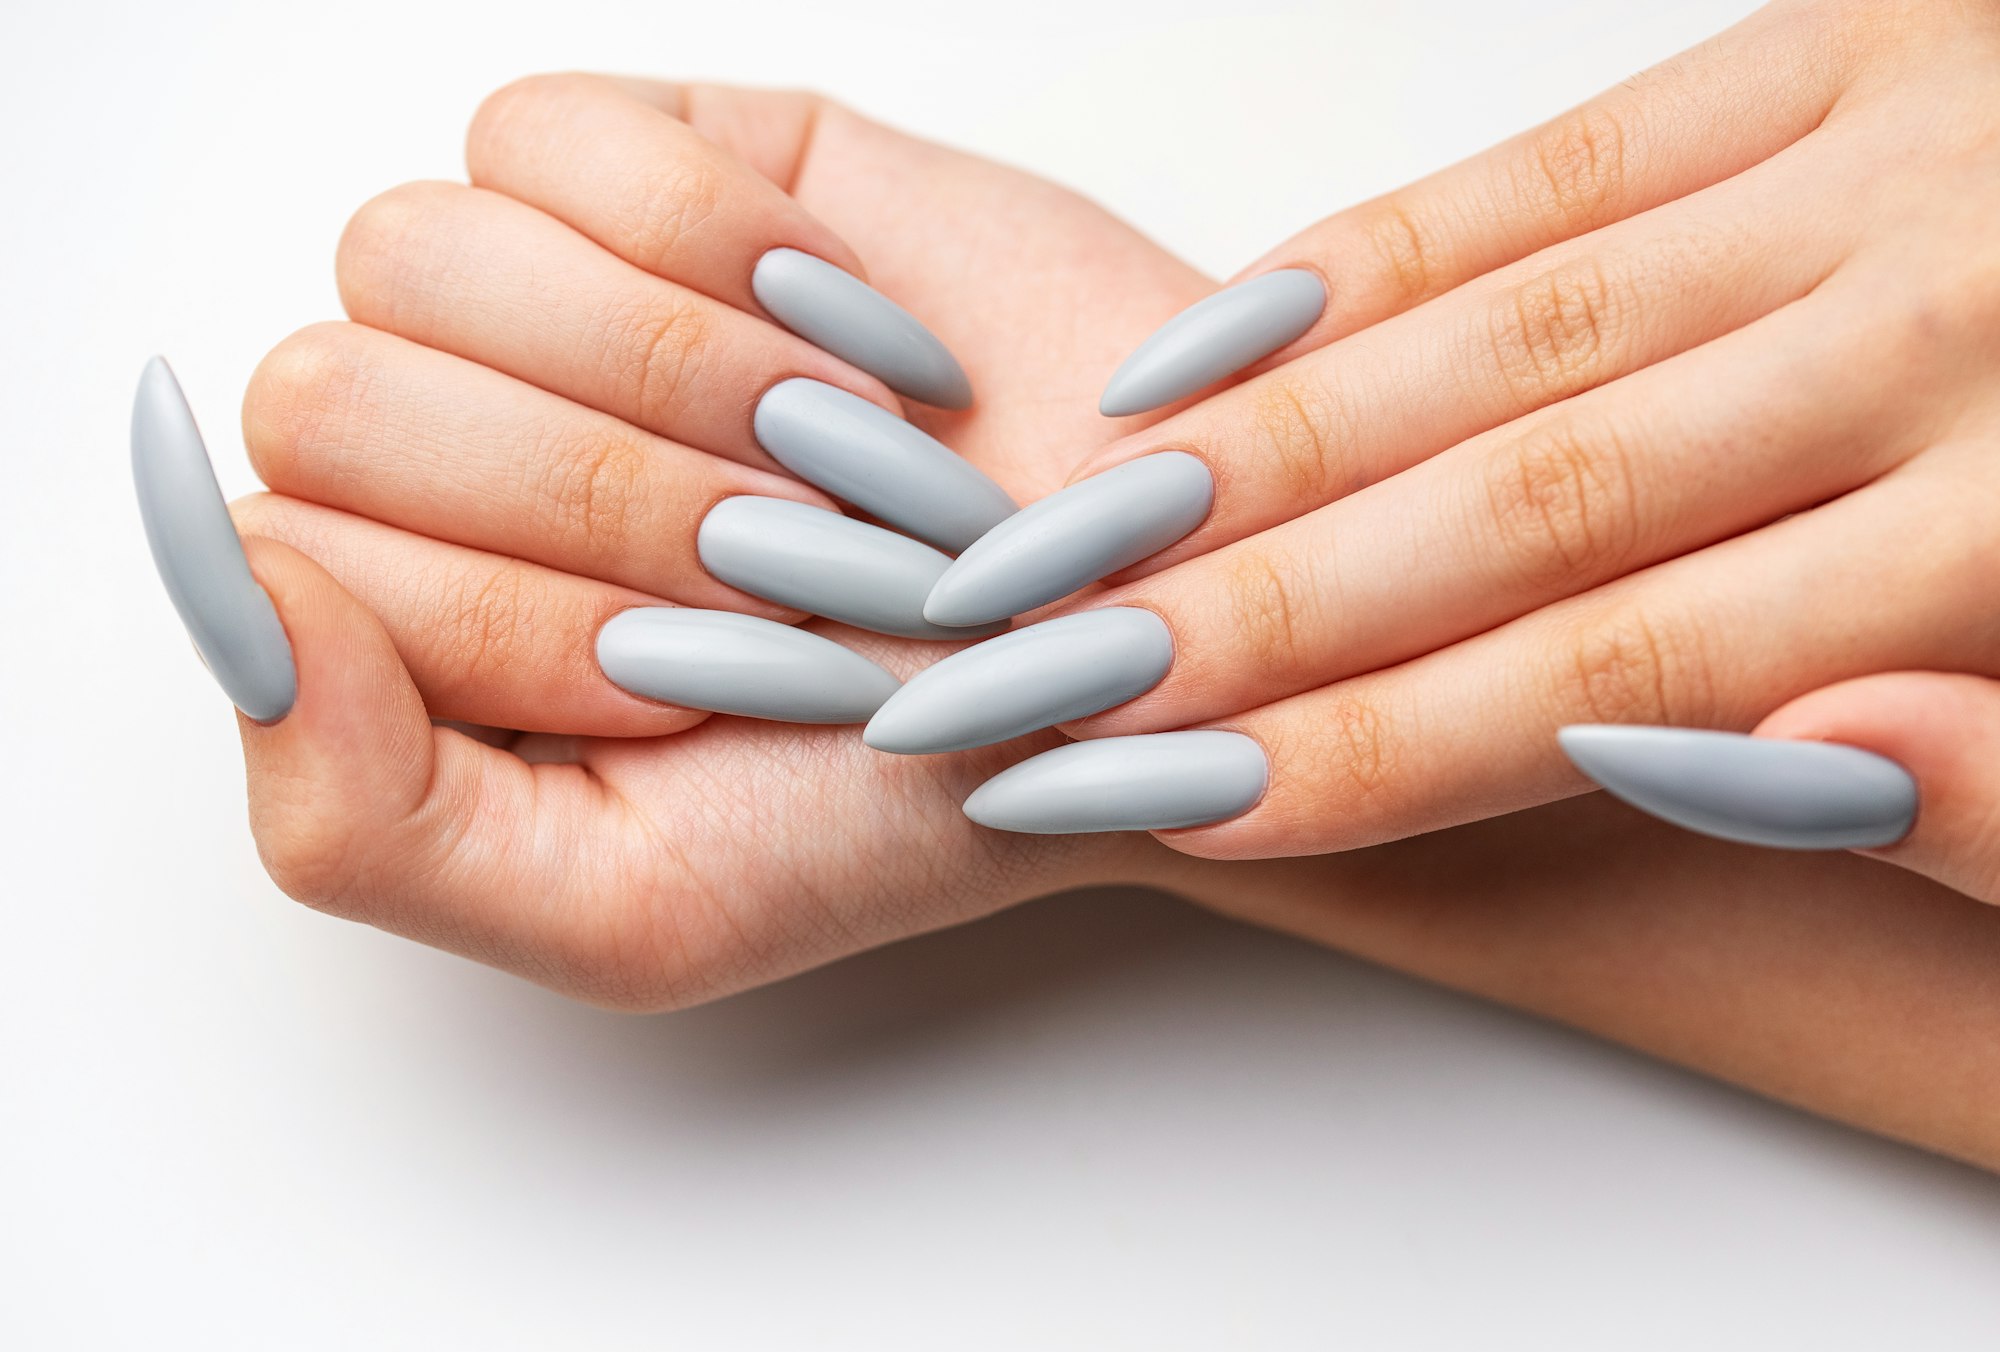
[527,111,1211,989]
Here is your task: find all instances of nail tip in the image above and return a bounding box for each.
[133,355,299,724]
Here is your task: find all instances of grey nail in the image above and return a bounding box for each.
[698,496,1004,641]
[753,378,1016,554]
[963,730,1268,834]
[753,248,973,409]
[923,452,1212,627]
[132,355,297,723]
[866,608,1172,755]
[597,607,899,724]
[1558,724,1917,850]
[1099,269,1326,417]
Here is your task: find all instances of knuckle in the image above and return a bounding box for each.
[1514,103,1633,234]
[335,179,462,309]
[468,71,588,152]
[618,297,716,429]
[540,429,651,563]
[1487,257,1625,403]
[250,791,374,917]
[1222,546,1322,680]
[623,156,727,270]
[242,323,375,488]
[1554,603,1716,729]
[1361,195,1443,309]
[438,565,537,691]
[1481,416,1640,591]
[1242,369,1356,503]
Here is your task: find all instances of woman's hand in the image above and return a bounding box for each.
[931,0,2000,884]
[202,75,1211,1006]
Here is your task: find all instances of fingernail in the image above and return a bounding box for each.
[597,608,900,724]
[923,452,1212,627]
[963,730,1267,834]
[1558,725,1917,850]
[753,378,1016,553]
[752,248,973,409]
[1099,269,1326,417]
[866,608,1173,755]
[132,355,297,724]
[698,496,1004,641]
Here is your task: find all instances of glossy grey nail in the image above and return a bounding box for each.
[132,355,296,723]
[866,608,1173,755]
[923,452,1212,627]
[597,608,900,724]
[1558,724,1917,850]
[963,730,1268,834]
[753,248,973,409]
[1099,268,1326,417]
[753,378,1016,553]
[698,496,1003,641]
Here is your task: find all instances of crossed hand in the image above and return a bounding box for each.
[136,2,2000,1011]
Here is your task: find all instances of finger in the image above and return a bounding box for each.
[1157,451,2000,859]
[932,143,1859,627]
[467,72,863,308]
[235,537,706,1006]
[1071,267,1935,736]
[1096,1,1862,415]
[334,180,901,471]
[1756,673,2000,902]
[242,320,830,614]
[231,493,711,739]
[466,74,971,408]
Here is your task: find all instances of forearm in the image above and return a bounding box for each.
[1142,795,2000,1169]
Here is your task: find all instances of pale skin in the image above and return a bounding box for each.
[223,1,2000,1168]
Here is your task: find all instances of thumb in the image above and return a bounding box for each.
[231,534,443,913]
[1758,672,2000,903]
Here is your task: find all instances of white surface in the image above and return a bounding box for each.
[7,0,2000,1345]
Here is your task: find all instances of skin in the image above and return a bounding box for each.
[224,10,2000,1172]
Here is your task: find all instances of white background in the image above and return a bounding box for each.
[7,0,2000,1346]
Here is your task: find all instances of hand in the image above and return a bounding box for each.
[199,75,1213,1006]
[949,0,2000,892]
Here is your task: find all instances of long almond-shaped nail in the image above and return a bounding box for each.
[753,378,1016,553]
[752,248,973,409]
[132,355,297,723]
[923,452,1212,627]
[597,608,899,724]
[866,608,1172,755]
[963,730,1267,834]
[1558,725,1917,850]
[1099,269,1326,417]
[698,496,1003,641]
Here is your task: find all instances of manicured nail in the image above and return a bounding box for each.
[963,730,1267,834]
[866,608,1173,755]
[597,608,899,724]
[753,378,1016,553]
[1099,269,1326,417]
[132,355,297,724]
[923,452,1212,627]
[1558,725,1917,850]
[752,248,973,409]
[698,496,1004,641]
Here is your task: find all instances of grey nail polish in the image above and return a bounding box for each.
[963,730,1268,834]
[1558,724,1917,850]
[753,248,973,409]
[866,608,1172,755]
[132,355,297,723]
[753,378,1016,554]
[1099,269,1327,417]
[923,452,1212,627]
[596,607,899,724]
[698,496,1004,641]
